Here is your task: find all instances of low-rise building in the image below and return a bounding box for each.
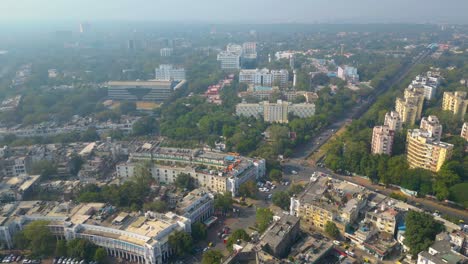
[154,64,185,81]
[236,100,315,123]
[0,201,191,264]
[417,240,467,264]
[116,143,265,196]
[259,215,300,258]
[176,188,214,224]
[0,175,40,201]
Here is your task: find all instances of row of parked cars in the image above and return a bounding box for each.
[1,255,41,264]
[53,257,98,264]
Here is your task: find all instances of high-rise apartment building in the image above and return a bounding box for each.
[420,116,443,141]
[154,64,186,81]
[461,122,468,141]
[406,129,453,172]
[384,111,402,132]
[395,87,425,126]
[371,125,395,155]
[442,91,468,120]
[408,71,440,100]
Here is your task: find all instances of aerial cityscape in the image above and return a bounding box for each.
[0,1,468,264]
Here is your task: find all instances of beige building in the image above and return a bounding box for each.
[371,125,394,155]
[461,122,468,141]
[442,91,468,120]
[384,111,402,132]
[395,87,425,126]
[406,129,453,172]
[420,116,443,141]
[236,100,315,123]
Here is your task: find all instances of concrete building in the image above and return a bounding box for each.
[409,71,441,100]
[217,44,242,70]
[442,91,468,121]
[337,66,359,83]
[239,69,288,88]
[0,157,28,178]
[406,129,453,172]
[290,176,367,232]
[395,87,426,126]
[236,100,315,123]
[364,207,399,236]
[461,123,468,141]
[107,80,185,102]
[160,48,173,57]
[242,42,257,56]
[259,215,300,258]
[0,201,191,264]
[420,116,443,141]
[417,240,467,264]
[0,175,40,201]
[384,111,402,132]
[116,143,265,197]
[154,65,186,81]
[371,126,394,155]
[176,188,214,224]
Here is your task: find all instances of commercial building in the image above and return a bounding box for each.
[154,65,185,81]
[406,129,453,172]
[0,175,40,201]
[384,111,402,132]
[417,240,467,264]
[175,188,214,224]
[461,123,468,141]
[371,126,394,155]
[420,116,443,141]
[290,176,367,232]
[442,91,468,121]
[0,157,28,178]
[217,44,242,70]
[236,100,315,123]
[259,215,300,258]
[395,87,425,126]
[107,80,186,102]
[116,143,265,196]
[0,201,191,264]
[239,69,289,88]
[160,48,173,57]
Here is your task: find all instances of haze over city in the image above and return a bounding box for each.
[1,0,468,24]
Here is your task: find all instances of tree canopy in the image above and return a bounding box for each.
[404,211,444,257]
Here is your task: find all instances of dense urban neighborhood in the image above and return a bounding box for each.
[0,6,468,264]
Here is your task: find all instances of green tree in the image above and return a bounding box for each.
[256,208,273,233]
[20,220,55,257]
[226,229,251,252]
[55,240,67,257]
[143,200,168,213]
[69,154,85,175]
[269,169,282,182]
[287,184,304,196]
[66,238,98,260]
[168,230,193,257]
[272,191,290,210]
[325,221,340,238]
[404,211,444,257]
[214,192,233,213]
[31,160,57,179]
[201,250,223,264]
[175,173,195,190]
[132,116,158,136]
[238,181,257,198]
[94,248,107,263]
[191,222,207,242]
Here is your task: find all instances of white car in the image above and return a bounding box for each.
[291,170,298,175]
[333,240,341,246]
[345,250,356,257]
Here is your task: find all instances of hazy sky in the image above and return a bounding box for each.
[1,0,468,24]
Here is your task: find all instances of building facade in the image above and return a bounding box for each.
[236,100,315,123]
[107,80,185,102]
[406,129,453,172]
[239,69,289,88]
[384,111,402,132]
[160,48,173,57]
[395,87,425,126]
[371,125,394,155]
[176,188,214,224]
[461,123,468,142]
[442,91,468,121]
[154,65,185,81]
[420,116,443,141]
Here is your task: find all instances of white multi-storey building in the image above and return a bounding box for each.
[420,115,443,141]
[461,122,468,142]
[217,51,241,70]
[176,188,214,224]
[0,201,191,264]
[236,100,315,123]
[116,144,266,197]
[154,65,185,81]
[160,48,173,57]
[371,125,394,155]
[239,69,289,88]
[384,111,402,132]
[409,71,440,100]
